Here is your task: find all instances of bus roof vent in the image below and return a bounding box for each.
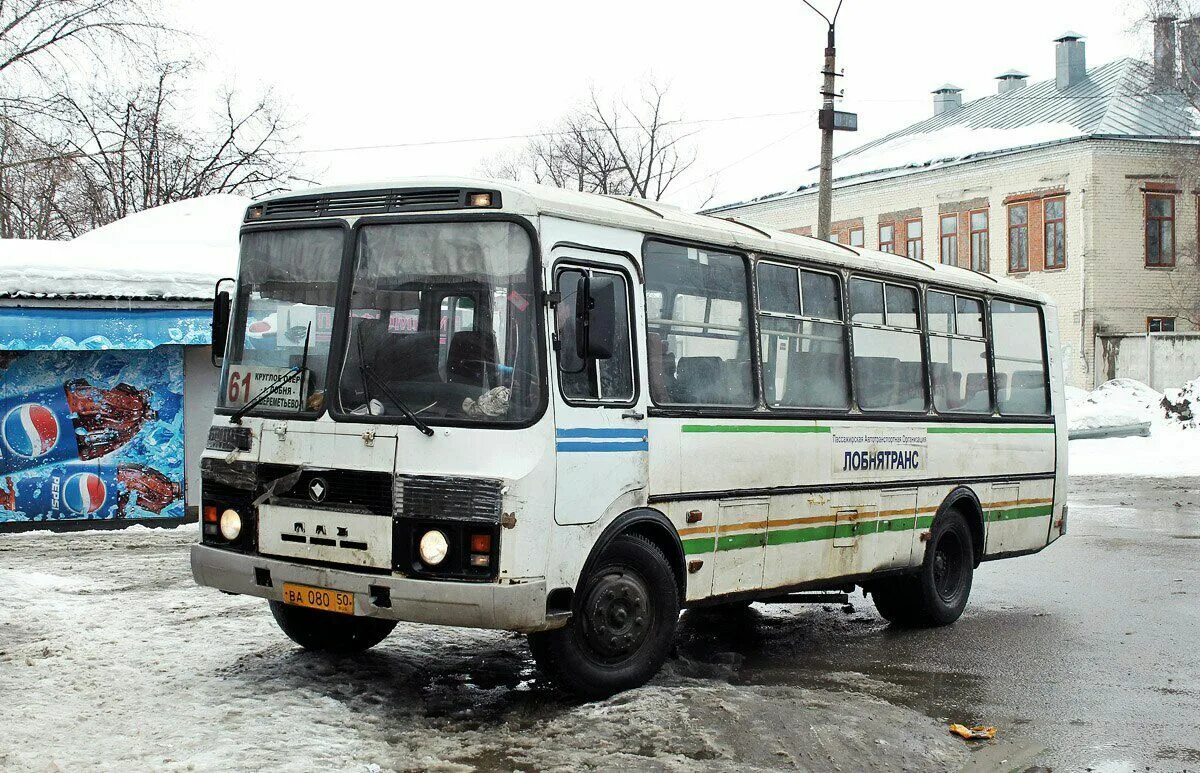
[250,187,496,221]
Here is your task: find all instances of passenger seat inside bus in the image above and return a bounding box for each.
[446,331,499,388]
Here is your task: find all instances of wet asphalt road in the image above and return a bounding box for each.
[1,475,1198,771]
[679,474,1200,770]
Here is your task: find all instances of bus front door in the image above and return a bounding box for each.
[550,252,648,526]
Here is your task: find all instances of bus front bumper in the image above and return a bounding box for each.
[190,544,550,632]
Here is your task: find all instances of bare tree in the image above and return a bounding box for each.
[481,80,698,202]
[56,59,298,228]
[0,0,166,110]
[0,114,83,238]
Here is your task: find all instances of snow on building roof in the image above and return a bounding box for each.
[708,57,1200,212]
[0,194,248,301]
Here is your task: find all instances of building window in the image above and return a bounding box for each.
[1148,316,1175,333]
[879,223,895,253]
[969,210,989,272]
[905,218,923,260]
[829,232,841,244]
[849,227,864,248]
[1044,197,1066,268]
[940,214,958,266]
[1008,204,1029,272]
[1145,193,1176,267]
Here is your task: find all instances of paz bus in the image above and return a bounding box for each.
[193,178,1066,697]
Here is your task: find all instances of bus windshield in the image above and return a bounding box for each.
[220,227,344,416]
[337,220,542,425]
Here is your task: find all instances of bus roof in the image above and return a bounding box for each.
[252,177,1051,304]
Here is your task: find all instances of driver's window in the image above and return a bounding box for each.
[554,266,635,403]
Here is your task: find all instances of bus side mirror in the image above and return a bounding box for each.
[576,273,619,360]
[211,277,234,367]
[575,274,616,361]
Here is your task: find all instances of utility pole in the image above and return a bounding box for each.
[818,25,837,241]
[802,1,849,242]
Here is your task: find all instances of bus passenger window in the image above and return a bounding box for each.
[850,278,926,412]
[928,291,990,413]
[644,240,753,406]
[991,300,1049,415]
[757,263,849,410]
[554,267,634,402]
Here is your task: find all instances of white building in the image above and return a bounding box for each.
[709,31,1200,388]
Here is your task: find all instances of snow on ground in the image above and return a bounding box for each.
[0,527,969,772]
[1068,377,1200,477]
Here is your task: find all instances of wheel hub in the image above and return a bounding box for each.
[583,571,651,659]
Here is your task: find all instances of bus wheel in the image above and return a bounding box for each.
[268,601,397,654]
[528,533,679,698]
[870,508,974,627]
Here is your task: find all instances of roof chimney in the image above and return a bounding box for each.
[932,84,964,116]
[1181,17,1200,92]
[995,69,1030,94]
[1154,15,1178,89]
[1054,31,1087,90]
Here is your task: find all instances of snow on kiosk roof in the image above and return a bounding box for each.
[252,176,1047,303]
[0,194,248,301]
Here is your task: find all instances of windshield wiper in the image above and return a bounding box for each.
[230,323,311,425]
[359,364,435,437]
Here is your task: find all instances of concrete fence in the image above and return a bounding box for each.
[1095,332,1200,390]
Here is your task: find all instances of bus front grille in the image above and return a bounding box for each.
[394,475,503,523]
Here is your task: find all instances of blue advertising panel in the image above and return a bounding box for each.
[0,308,211,351]
[0,347,185,524]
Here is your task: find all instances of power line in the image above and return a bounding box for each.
[674,120,817,194]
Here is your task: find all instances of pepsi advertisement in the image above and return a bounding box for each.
[0,347,185,525]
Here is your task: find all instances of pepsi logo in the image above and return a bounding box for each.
[2,403,60,459]
[62,472,107,515]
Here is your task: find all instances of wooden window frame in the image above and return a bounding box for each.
[1043,196,1067,269]
[1007,203,1029,273]
[1147,316,1176,333]
[878,222,895,253]
[1144,192,1176,267]
[848,226,865,248]
[969,209,989,272]
[939,214,959,266]
[905,218,923,261]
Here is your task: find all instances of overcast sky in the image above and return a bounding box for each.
[170,0,1151,210]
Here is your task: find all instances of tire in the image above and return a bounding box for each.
[869,508,975,627]
[528,533,680,698]
[269,601,397,654]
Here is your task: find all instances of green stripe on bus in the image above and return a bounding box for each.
[986,504,1053,522]
[682,504,1053,555]
[927,426,1055,434]
[681,424,831,434]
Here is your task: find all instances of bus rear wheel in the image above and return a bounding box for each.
[269,601,397,654]
[870,508,975,626]
[528,533,679,699]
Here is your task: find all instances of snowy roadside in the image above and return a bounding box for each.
[1067,377,1200,477]
[0,527,970,772]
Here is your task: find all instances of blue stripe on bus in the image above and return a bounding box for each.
[555,428,647,439]
[556,441,649,453]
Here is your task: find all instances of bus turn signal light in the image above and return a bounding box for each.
[469,533,491,553]
[203,505,218,523]
[467,192,493,207]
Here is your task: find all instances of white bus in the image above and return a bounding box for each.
[193,178,1066,697]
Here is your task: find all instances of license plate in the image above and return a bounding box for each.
[281,582,355,615]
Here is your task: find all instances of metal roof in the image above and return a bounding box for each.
[709,57,1199,212]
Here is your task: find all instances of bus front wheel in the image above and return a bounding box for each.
[528,533,679,698]
[870,508,974,626]
[268,601,397,654]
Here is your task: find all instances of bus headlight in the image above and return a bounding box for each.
[219,509,243,541]
[418,529,449,565]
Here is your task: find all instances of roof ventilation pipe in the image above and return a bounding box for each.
[932,84,964,116]
[995,70,1030,94]
[1054,31,1087,90]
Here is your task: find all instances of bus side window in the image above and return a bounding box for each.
[991,300,1049,415]
[643,240,754,407]
[554,267,634,403]
[757,262,849,410]
[928,291,990,414]
[849,278,927,412]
